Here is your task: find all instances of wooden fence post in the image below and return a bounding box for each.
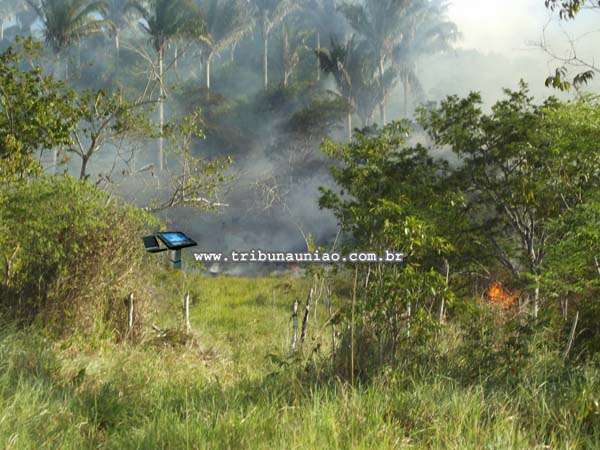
[184,292,191,333]
[290,298,299,353]
[300,286,314,344]
[327,284,336,362]
[127,293,134,338]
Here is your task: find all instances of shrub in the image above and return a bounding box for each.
[0,175,158,337]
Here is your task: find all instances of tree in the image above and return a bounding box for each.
[195,0,253,91]
[391,0,458,117]
[128,0,205,170]
[0,38,79,182]
[317,36,396,138]
[316,36,360,141]
[339,0,412,124]
[0,0,28,40]
[102,0,137,54]
[318,121,453,367]
[28,0,109,77]
[419,84,600,317]
[248,0,299,90]
[298,0,348,81]
[70,89,153,179]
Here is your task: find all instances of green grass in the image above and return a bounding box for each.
[1,274,600,449]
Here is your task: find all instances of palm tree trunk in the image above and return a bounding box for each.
[316,30,321,81]
[158,46,165,171]
[205,55,211,90]
[115,30,120,60]
[379,58,386,124]
[403,79,409,118]
[347,112,352,142]
[263,34,269,90]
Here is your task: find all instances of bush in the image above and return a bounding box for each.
[0,175,158,337]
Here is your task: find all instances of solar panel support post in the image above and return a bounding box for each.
[171,249,182,270]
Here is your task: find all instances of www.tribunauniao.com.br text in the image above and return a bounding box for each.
[193,249,404,264]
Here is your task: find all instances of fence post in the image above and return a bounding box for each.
[184,292,191,333]
[127,293,134,338]
[290,298,299,354]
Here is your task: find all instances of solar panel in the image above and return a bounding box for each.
[142,235,167,253]
[156,232,197,250]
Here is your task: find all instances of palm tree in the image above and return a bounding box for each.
[195,0,253,90]
[28,0,108,58]
[102,0,136,55]
[248,0,299,90]
[317,36,390,140]
[28,0,108,173]
[299,0,347,82]
[339,0,413,125]
[392,0,458,117]
[128,0,205,170]
[0,0,28,40]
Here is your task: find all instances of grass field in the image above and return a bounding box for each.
[1,273,600,449]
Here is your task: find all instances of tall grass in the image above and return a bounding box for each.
[0,275,599,449]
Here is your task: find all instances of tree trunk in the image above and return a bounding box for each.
[316,30,321,81]
[438,258,449,322]
[282,25,289,87]
[205,55,211,90]
[53,148,58,174]
[403,79,409,118]
[80,154,90,180]
[115,30,120,61]
[158,46,165,171]
[347,112,352,142]
[0,22,3,41]
[379,58,386,125]
[300,286,314,343]
[263,35,269,90]
[230,42,236,62]
[532,275,540,319]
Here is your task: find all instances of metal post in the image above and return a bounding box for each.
[170,249,182,269]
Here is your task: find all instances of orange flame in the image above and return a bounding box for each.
[485,281,517,308]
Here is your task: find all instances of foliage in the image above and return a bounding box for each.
[0,175,158,335]
[128,0,206,53]
[70,88,155,179]
[150,110,233,211]
[419,83,600,314]
[0,37,78,181]
[319,122,454,371]
[27,0,110,53]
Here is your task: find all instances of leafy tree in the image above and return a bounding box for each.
[0,38,79,182]
[248,0,299,90]
[319,122,453,369]
[148,111,233,211]
[128,0,205,170]
[195,0,253,90]
[419,84,600,317]
[70,89,153,179]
